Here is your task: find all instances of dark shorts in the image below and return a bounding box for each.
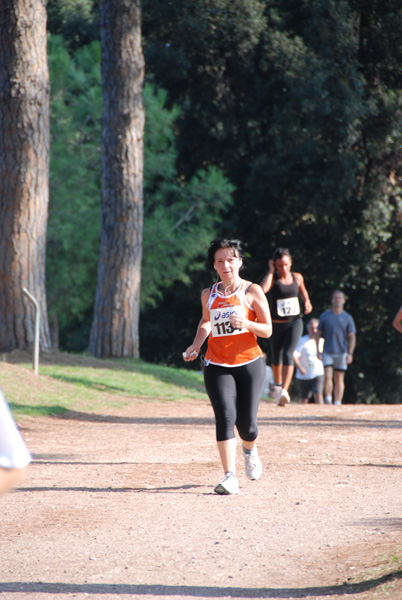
[297,376,324,399]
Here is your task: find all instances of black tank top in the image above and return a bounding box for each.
[269,272,301,321]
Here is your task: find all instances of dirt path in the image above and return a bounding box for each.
[2,399,402,600]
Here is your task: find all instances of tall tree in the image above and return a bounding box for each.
[89,0,144,358]
[0,0,51,352]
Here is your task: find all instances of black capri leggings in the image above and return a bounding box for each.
[203,357,266,442]
[270,318,303,366]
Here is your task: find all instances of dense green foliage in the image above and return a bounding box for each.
[47,35,102,348]
[47,0,402,402]
[142,87,234,308]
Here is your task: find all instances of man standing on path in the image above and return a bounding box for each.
[316,290,356,405]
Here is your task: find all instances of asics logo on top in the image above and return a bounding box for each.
[214,310,237,321]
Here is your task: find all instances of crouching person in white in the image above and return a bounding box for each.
[293,319,324,404]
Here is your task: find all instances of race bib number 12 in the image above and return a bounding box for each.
[277,297,300,317]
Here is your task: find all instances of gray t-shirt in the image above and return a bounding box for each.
[318,310,356,354]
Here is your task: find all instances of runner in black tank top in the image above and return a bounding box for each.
[261,248,312,406]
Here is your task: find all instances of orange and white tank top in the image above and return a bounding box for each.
[205,280,262,367]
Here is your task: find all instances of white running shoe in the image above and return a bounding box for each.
[214,472,239,495]
[243,447,262,480]
[277,389,290,406]
[272,385,282,402]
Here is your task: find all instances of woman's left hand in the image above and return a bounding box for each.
[182,346,199,361]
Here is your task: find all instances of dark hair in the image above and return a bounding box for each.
[272,247,292,261]
[207,238,245,271]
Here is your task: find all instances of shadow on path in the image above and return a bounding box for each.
[1,569,402,598]
[258,415,402,430]
[17,407,402,430]
[16,483,205,494]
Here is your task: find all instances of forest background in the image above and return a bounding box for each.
[46,0,402,403]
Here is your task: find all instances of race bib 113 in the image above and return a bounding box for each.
[210,306,247,337]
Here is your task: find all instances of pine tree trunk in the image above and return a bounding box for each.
[0,0,51,352]
[89,0,145,358]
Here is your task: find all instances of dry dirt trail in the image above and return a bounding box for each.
[2,398,402,600]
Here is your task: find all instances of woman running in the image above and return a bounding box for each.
[261,248,312,406]
[183,239,272,495]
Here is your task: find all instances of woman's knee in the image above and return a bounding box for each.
[216,415,236,441]
[283,350,295,366]
[237,423,258,442]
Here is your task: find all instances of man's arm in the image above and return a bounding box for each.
[346,332,356,364]
[293,354,305,375]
